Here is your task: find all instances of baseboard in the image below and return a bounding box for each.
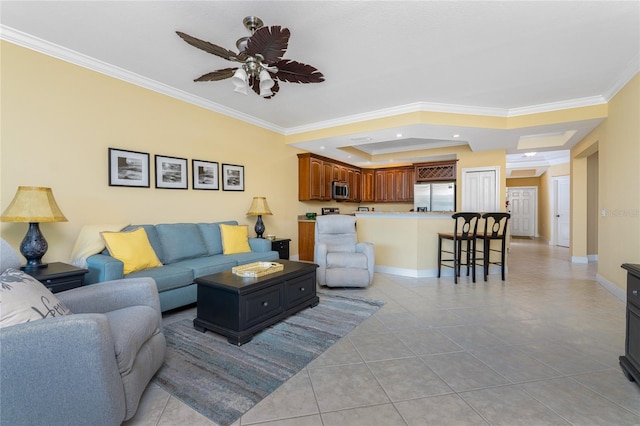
[374,265,504,278]
[588,254,598,262]
[596,273,626,302]
[571,256,589,264]
[290,254,300,261]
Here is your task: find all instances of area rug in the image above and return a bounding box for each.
[152,292,384,426]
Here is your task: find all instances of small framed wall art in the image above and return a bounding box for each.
[192,159,219,190]
[108,148,150,187]
[155,155,188,189]
[222,163,244,191]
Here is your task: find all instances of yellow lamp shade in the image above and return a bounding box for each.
[1,186,67,223]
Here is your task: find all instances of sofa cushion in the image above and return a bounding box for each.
[156,223,208,264]
[101,228,163,275]
[173,256,238,278]
[0,268,71,328]
[126,264,194,293]
[220,224,251,255]
[197,221,237,255]
[122,224,164,262]
[104,305,160,375]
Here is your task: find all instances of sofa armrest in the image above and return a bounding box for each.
[249,237,272,252]
[57,278,162,329]
[0,314,125,426]
[86,253,125,284]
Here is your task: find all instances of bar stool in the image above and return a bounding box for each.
[476,212,511,281]
[437,212,481,284]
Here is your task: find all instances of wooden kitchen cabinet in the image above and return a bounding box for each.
[361,169,375,202]
[298,153,362,202]
[374,167,414,202]
[298,221,316,261]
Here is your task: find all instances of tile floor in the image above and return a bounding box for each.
[124,238,640,426]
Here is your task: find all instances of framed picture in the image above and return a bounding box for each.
[222,164,244,191]
[108,148,150,187]
[155,155,188,189]
[192,159,219,190]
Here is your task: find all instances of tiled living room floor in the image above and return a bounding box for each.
[124,238,640,425]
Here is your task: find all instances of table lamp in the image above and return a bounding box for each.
[246,196,272,238]
[1,186,68,270]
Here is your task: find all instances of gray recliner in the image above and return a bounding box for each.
[314,215,375,287]
[0,238,166,426]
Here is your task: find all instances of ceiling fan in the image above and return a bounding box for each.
[176,16,324,99]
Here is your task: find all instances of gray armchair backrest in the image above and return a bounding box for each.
[1,238,22,273]
[315,215,358,253]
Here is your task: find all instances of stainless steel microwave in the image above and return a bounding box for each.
[331,181,349,200]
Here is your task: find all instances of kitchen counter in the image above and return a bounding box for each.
[355,212,452,219]
[354,213,455,277]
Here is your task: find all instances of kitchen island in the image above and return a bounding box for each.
[354,212,456,277]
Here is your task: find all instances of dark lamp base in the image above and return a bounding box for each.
[19,222,49,270]
[254,215,266,239]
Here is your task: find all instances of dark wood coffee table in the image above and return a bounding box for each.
[193,260,319,345]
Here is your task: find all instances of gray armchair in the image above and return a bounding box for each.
[314,215,375,287]
[0,238,166,426]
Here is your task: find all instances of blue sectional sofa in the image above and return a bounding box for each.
[86,221,279,312]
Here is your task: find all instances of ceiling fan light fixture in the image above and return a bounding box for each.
[232,68,248,94]
[259,69,275,97]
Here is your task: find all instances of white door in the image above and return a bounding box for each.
[462,167,499,212]
[507,187,537,237]
[554,176,570,247]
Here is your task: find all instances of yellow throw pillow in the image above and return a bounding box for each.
[101,227,163,275]
[220,224,252,255]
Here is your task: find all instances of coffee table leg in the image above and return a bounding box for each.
[193,319,206,333]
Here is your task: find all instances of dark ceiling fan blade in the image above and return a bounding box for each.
[245,26,290,64]
[249,75,280,99]
[176,31,238,61]
[194,67,237,82]
[274,60,325,83]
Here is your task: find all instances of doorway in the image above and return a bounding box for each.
[507,186,537,237]
[554,176,570,247]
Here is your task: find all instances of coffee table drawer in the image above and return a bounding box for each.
[243,286,284,327]
[285,272,316,308]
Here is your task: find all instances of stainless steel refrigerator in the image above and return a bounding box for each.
[414,183,456,212]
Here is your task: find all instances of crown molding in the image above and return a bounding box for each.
[602,55,640,101]
[0,25,285,134]
[2,24,633,137]
[506,95,608,117]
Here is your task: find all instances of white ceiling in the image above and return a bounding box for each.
[2,1,638,176]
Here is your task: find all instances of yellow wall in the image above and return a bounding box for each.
[571,73,639,290]
[506,177,540,188]
[1,42,303,261]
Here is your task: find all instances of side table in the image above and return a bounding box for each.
[24,262,88,293]
[270,238,291,260]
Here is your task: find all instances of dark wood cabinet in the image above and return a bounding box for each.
[270,238,291,260]
[25,262,88,293]
[621,263,640,386]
